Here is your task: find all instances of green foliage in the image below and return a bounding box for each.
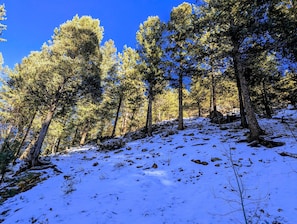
[166,2,197,129]
[268,0,297,60]
[190,75,209,116]
[216,76,239,113]
[247,53,281,115]
[94,39,120,138]
[167,2,196,75]
[136,16,166,136]
[2,1,297,155]
[116,46,146,135]
[276,71,297,107]
[0,4,6,42]
[0,138,18,183]
[153,90,179,122]
[137,16,166,96]
[2,15,104,162]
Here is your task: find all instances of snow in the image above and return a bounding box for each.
[1,109,297,224]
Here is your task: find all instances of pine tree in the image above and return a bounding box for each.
[268,0,297,108]
[94,39,119,140]
[268,0,297,60]
[166,2,196,130]
[1,66,39,158]
[153,89,179,122]
[277,71,297,107]
[247,52,281,117]
[71,39,117,145]
[197,0,268,140]
[0,4,6,42]
[17,15,103,166]
[136,16,166,136]
[117,46,145,135]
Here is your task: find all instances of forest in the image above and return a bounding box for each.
[0,0,296,170]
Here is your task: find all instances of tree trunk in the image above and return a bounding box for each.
[71,127,79,146]
[80,122,89,146]
[146,90,153,137]
[21,105,56,166]
[128,108,137,133]
[197,101,201,117]
[111,96,122,137]
[14,111,37,159]
[210,70,217,113]
[262,80,272,118]
[234,64,248,128]
[178,73,184,130]
[232,42,263,141]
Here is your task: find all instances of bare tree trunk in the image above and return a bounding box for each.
[146,93,153,136]
[234,63,248,128]
[210,71,217,113]
[21,105,56,166]
[111,96,122,137]
[232,42,263,141]
[197,101,201,117]
[80,122,89,146]
[178,73,184,130]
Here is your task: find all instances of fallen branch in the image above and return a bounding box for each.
[278,152,297,159]
[29,164,63,173]
[248,138,285,148]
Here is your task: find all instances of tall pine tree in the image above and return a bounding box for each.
[136,16,166,136]
[198,0,268,140]
[17,15,103,166]
[166,2,196,130]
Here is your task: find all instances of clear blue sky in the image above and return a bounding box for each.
[0,0,197,69]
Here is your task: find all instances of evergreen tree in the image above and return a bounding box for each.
[197,0,268,140]
[277,71,297,107]
[190,75,208,117]
[17,15,103,166]
[136,16,166,136]
[268,0,297,60]
[247,52,281,117]
[117,46,145,135]
[268,0,297,107]
[1,66,39,158]
[166,2,196,130]
[95,39,119,139]
[0,4,6,42]
[153,89,179,122]
[72,39,117,145]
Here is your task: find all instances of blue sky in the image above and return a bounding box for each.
[0,0,197,69]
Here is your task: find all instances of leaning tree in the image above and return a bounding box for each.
[17,15,103,166]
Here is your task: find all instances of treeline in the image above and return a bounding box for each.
[0,1,296,167]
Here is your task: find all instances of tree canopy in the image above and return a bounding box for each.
[1,1,297,166]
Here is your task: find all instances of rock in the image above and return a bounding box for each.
[209,111,225,124]
[99,138,125,151]
[191,159,209,166]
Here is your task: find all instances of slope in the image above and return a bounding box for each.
[0,109,297,224]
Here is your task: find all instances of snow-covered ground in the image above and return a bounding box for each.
[1,109,297,224]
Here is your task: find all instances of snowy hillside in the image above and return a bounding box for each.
[1,109,297,224]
